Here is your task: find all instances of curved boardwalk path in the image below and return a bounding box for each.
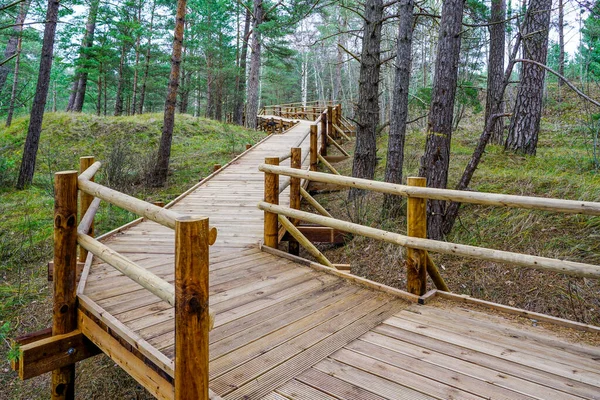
[79,118,600,399]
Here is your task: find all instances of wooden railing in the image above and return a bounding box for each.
[258,165,600,296]
[49,156,217,400]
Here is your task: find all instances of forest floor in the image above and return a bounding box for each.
[0,112,263,399]
[1,88,599,398]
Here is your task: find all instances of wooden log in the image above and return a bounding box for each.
[257,165,600,217]
[77,197,100,236]
[320,112,327,156]
[79,156,95,262]
[310,125,318,172]
[153,201,165,208]
[47,261,85,283]
[263,157,280,248]
[289,148,302,256]
[282,225,347,244]
[327,106,334,141]
[175,216,210,400]
[18,330,100,380]
[256,202,600,279]
[300,187,332,218]
[426,252,450,292]
[406,177,427,296]
[332,123,352,142]
[327,134,350,157]
[52,171,78,400]
[278,215,334,268]
[317,153,341,175]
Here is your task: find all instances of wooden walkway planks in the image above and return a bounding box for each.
[78,115,600,400]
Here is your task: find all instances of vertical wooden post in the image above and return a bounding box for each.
[52,171,78,400]
[327,106,334,140]
[264,157,280,248]
[312,107,317,121]
[321,112,328,156]
[289,148,301,256]
[406,177,428,295]
[310,125,318,172]
[78,156,94,263]
[175,216,210,400]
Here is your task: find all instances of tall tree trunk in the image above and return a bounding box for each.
[96,70,102,116]
[234,8,251,125]
[349,0,384,199]
[418,0,464,240]
[558,0,565,93]
[139,0,156,114]
[153,0,187,187]
[6,34,22,127]
[131,0,142,115]
[382,0,414,216]
[245,0,264,129]
[505,0,552,155]
[0,0,29,96]
[17,0,60,189]
[114,44,126,116]
[72,0,100,112]
[487,0,506,144]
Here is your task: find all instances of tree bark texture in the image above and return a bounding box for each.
[73,0,100,112]
[486,0,506,145]
[17,0,60,189]
[6,34,22,127]
[245,0,263,130]
[505,0,552,155]
[0,0,29,96]
[139,0,156,114]
[114,43,127,116]
[234,8,251,125]
[382,0,414,217]
[153,0,187,187]
[418,0,464,240]
[350,0,384,199]
[558,0,565,89]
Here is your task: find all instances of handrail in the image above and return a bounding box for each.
[78,162,218,243]
[258,165,600,216]
[258,202,600,279]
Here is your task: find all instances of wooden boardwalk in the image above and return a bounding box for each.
[77,118,600,399]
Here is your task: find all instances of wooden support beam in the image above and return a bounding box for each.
[310,125,318,172]
[289,148,302,256]
[52,171,79,400]
[300,187,332,218]
[323,155,350,163]
[278,215,335,268]
[317,153,341,175]
[175,216,210,400]
[406,177,428,296]
[79,156,95,263]
[320,112,327,156]
[327,134,350,157]
[282,224,347,244]
[426,252,450,292]
[263,157,280,248]
[332,123,352,141]
[17,330,101,380]
[47,262,85,282]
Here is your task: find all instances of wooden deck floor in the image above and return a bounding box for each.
[79,118,600,399]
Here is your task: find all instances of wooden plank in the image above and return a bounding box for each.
[358,331,584,400]
[296,368,388,400]
[18,330,101,380]
[218,299,403,399]
[282,225,348,244]
[373,323,600,399]
[78,311,175,400]
[275,379,338,400]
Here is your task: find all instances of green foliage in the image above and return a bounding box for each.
[456,81,482,114]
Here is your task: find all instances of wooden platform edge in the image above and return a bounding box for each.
[435,291,600,333]
[259,244,420,303]
[77,293,175,377]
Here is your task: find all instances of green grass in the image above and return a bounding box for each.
[0,112,263,398]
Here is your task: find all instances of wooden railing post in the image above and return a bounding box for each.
[327,106,334,140]
[289,148,302,256]
[52,171,78,400]
[406,177,428,295]
[175,216,210,400]
[264,157,280,248]
[321,111,328,156]
[310,125,318,172]
[79,156,94,263]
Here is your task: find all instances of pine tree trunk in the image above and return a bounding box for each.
[418,0,464,240]
[487,0,506,145]
[558,0,565,91]
[382,0,414,217]
[234,8,251,125]
[0,0,29,96]
[153,0,187,187]
[131,0,142,115]
[16,0,60,189]
[114,44,126,116]
[6,34,22,127]
[245,0,263,129]
[139,0,156,114]
[505,0,551,155]
[96,71,102,116]
[350,0,384,199]
[72,0,100,112]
